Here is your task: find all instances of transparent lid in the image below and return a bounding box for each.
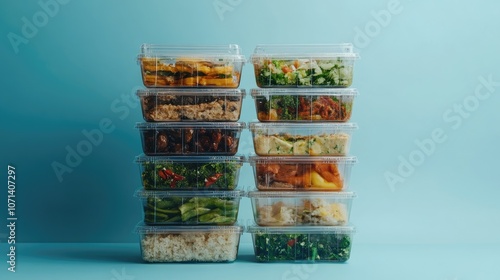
[135,154,246,164]
[135,223,244,234]
[247,191,355,198]
[251,88,357,97]
[247,224,355,234]
[248,155,356,164]
[135,189,245,198]
[251,43,360,61]
[137,88,246,97]
[249,122,357,130]
[138,44,246,62]
[136,122,246,130]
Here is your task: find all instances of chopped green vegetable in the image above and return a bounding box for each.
[256,59,353,87]
[253,232,351,262]
[145,196,239,225]
[141,161,241,190]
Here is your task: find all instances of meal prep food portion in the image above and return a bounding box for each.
[251,44,359,88]
[248,226,354,262]
[136,190,243,225]
[249,122,356,156]
[136,155,244,190]
[137,224,243,262]
[248,191,354,226]
[136,122,245,156]
[137,89,245,122]
[252,88,356,122]
[249,156,356,191]
[138,44,245,88]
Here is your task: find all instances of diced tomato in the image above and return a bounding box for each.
[205,173,223,187]
[281,66,292,73]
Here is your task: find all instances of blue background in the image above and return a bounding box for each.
[1,0,500,279]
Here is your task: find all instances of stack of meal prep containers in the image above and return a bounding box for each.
[247,44,360,262]
[133,44,247,262]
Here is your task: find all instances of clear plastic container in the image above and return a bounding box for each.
[136,223,243,263]
[251,44,359,88]
[135,190,243,225]
[252,88,357,122]
[247,191,355,226]
[249,122,357,156]
[249,156,356,191]
[247,225,354,262]
[137,88,245,122]
[135,155,245,191]
[138,44,246,88]
[136,122,245,156]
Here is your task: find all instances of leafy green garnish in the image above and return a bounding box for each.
[253,233,351,262]
[141,161,240,190]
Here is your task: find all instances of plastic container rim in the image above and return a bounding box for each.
[246,191,356,198]
[135,154,247,164]
[135,189,245,198]
[136,122,246,129]
[137,88,246,97]
[249,122,357,130]
[251,43,360,60]
[135,223,244,234]
[246,224,355,234]
[248,155,357,164]
[138,43,246,62]
[251,88,358,97]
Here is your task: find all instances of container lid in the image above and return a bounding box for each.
[136,122,246,130]
[137,88,246,97]
[135,223,244,234]
[247,191,355,198]
[251,44,359,61]
[249,122,357,130]
[251,88,357,97]
[247,224,355,234]
[138,44,246,62]
[134,189,245,198]
[135,154,246,164]
[248,155,356,164]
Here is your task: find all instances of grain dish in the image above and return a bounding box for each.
[136,224,242,262]
[248,191,354,226]
[138,89,245,122]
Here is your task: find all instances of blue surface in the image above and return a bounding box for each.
[1,0,500,278]
[2,243,500,279]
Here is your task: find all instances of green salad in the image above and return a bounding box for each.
[255,59,353,87]
[253,232,351,262]
[140,161,241,190]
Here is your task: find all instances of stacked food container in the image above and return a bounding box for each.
[133,44,247,262]
[247,44,360,262]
